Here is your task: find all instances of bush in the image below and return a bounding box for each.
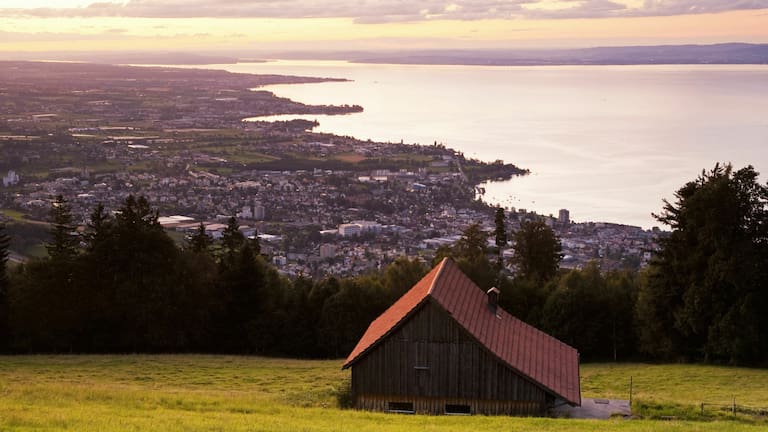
[334,377,354,409]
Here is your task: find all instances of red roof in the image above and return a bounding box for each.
[343,258,581,406]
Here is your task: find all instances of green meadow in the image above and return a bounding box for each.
[0,356,766,431]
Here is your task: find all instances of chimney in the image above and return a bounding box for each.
[486,287,500,312]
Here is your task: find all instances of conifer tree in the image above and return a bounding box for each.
[637,163,768,363]
[46,195,78,260]
[84,202,111,252]
[0,223,10,350]
[382,256,428,301]
[436,223,496,289]
[250,228,261,256]
[454,223,488,260]
[107,195,180,351]
[0,222,9,292]
[510,219,562,284]
[221,216,245,267]
[188,222,213,254]
[494,207,507,270]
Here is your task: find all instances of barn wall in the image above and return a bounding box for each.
[355,394,546,416]
[351,300,548,415]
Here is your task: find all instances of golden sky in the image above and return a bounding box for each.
[1,1,767,52]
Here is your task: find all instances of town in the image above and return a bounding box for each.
[0,61,661,277]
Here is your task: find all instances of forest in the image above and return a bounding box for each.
[0,163,766,364]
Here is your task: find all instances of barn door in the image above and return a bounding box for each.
[414,342,430,396]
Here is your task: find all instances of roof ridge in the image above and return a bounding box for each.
[343,257,580,406]
[427,257,450,295]
[497,306,578,353]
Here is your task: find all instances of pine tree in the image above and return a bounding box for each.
[188,222,213,254]
[221,216,244,267]
[0,222,9,291]
[250,229,261,256]
[115,195,158,228]
[382,257,427,301]
[438,223,496,289]
[510,219,562,284]
[107,195,180,351]
[454,223,488,260]
[84,202,111,252]
[637,163,768,363]
[0,223,10,350]
[46,195,78,260]
[494,207,508,271]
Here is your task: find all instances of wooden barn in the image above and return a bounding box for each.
[342,258,580,416]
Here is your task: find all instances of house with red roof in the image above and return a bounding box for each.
[343,257,580,416]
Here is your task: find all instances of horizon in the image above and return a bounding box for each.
[2,40,768,56]
[1,1,767,53]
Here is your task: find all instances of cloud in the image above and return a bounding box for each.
[520,0,627,19]
[2,0,768,21]
[0,30,123,42]
[636,0,768,16]
[0,29,208,43]
[529,0,768,19]
[3,0,532,21]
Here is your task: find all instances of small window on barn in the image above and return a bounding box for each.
[445,404,471,415]
[388,402,415,413]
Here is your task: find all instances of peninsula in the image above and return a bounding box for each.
[1,61,555,277]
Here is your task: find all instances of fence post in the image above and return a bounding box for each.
[629,376,633,408]
[733,397,736,416]
[700,403,704,416]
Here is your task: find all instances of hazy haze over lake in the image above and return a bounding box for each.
[215,60,767,229]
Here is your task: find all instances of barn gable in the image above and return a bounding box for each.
[343,258,581,412]
[350,300,551,415]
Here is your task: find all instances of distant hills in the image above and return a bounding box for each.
[75,52,247,65]
[0,51,244,65]
[269,43,768,66]
[3,43,768,66]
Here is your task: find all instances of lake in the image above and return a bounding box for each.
[195,61,768,229]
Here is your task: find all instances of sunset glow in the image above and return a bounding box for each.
[0,1,766,52]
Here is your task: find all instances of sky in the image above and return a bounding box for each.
[1,0,767,53]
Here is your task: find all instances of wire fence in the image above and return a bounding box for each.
[627,377,768,420]
[700,400,768,417]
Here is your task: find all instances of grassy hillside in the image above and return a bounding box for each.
[0,356,766,431]
[582,363,768,405]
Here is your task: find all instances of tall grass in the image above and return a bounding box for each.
[0,356,766,431]
[581,363,768,421]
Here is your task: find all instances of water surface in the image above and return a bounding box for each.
[209,61,768,228]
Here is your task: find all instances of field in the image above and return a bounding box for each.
[0,356,767,431]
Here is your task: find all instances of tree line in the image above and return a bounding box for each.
[483,164,767,364]
[0,163,766,364]
[0,194,428,356]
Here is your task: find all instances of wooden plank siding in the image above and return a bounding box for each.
[356,394,546,416]
[351,300,551,416]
